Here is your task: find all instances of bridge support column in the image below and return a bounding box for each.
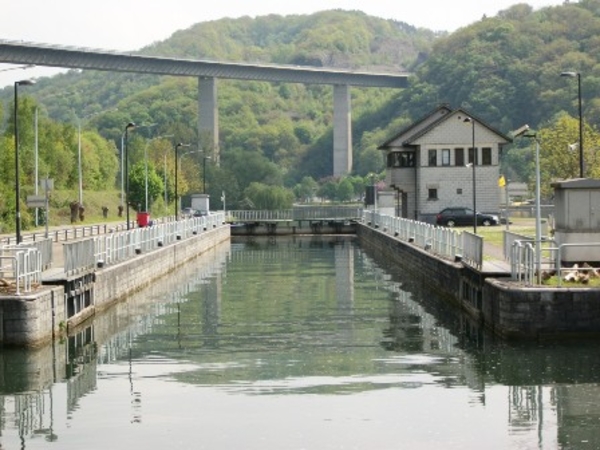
[198,77,220,164]
[333,84,352,177]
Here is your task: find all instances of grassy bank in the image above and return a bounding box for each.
[26,189,173,231]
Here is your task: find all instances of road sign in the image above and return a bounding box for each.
[27,195,46,208]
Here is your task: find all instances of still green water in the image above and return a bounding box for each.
[1,236,600,449]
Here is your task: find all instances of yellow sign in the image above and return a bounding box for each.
[498,175,506,187]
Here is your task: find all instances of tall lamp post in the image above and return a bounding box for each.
[175,143,190,219]
[464,117,477,234]
[524,130,542,283]
[560,71,584,178]
[144,134,173,212]
[124,122,136,229]
[14,79,35,244]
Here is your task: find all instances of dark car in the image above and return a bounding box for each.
[436,207,498,227]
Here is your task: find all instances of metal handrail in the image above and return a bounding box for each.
[363,211,469,265]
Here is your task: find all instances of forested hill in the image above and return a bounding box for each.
[0,10,436,180]
[143,10,435,71]
[2,3,600,209]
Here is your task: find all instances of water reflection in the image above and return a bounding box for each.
[0,236,600,449]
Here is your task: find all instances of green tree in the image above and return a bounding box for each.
[244,182,294,210]
[337,178,354,202]
[294,176,318,202]
[127,162,164,212]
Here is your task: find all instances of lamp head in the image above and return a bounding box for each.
[15,79,35,87]
[560,71,579,78]
[125,122,135,131]
[511,124,530,138]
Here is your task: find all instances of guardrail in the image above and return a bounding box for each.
[510,240,600,286]
[228,206,363,222]
[0,213,225,290]
[64,213,226,275]
[0,222,132,246]
[461,232,483,270]
[362,211,478,267]
[0,247,42,294]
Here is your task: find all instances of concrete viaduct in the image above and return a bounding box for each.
[0,40,409,176]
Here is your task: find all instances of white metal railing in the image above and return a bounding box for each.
[504,231,531,261]
[4,238,53,270]
[0,247,42,294]
[0,214,225,292]
[0,222,131,246]
[556,243,600,286]
[229,210,293,221]
[511,240,600,286]
[228,207,363,222]
[90,213,225,272]
[363,211,473,266]
[461,232,483,270]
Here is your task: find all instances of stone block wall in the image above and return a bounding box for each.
[359,221,600,340]
[357,224,462,303]
[483,280,600,339]
[0,286,65,347]
[94,225,230,311]
[0,225,230,347]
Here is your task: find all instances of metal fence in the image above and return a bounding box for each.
[510,239,600,286]
[362,211,480,268]
[0,246,42,294]
[228,206,363,222]
[0,213,225,291]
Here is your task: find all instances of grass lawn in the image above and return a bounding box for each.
[464,217,536,246]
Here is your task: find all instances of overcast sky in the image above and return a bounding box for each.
[0,0,565,87]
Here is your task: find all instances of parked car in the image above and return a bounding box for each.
[180,207,196,218]
[436,207,499,227]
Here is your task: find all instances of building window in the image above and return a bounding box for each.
[482,147,492,165]
[455,148,464,166]
[428,149,437,166]
[441,149,450,166]
[457,188,463,195]
[428,188,438,200]
[468,147,477,165]
[388,151,416,168]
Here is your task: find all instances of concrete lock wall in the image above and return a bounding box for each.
[0,225,230,347]
[357,222,600,340]
[0,286,65,347]
[94,226,230,311]
[356,223,463,303]
[482,280,600,339]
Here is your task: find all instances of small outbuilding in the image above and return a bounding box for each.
[551,178,600,263]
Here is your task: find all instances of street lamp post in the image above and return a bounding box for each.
[561,71,584,178]
[524,130,542,284]
[144,134,173,212]
[124,122,136,229]
[77,119,83,205]
[14,79,35,244]
[163,152,168,206]
[175,143,190,219]
[464,117,477,234]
